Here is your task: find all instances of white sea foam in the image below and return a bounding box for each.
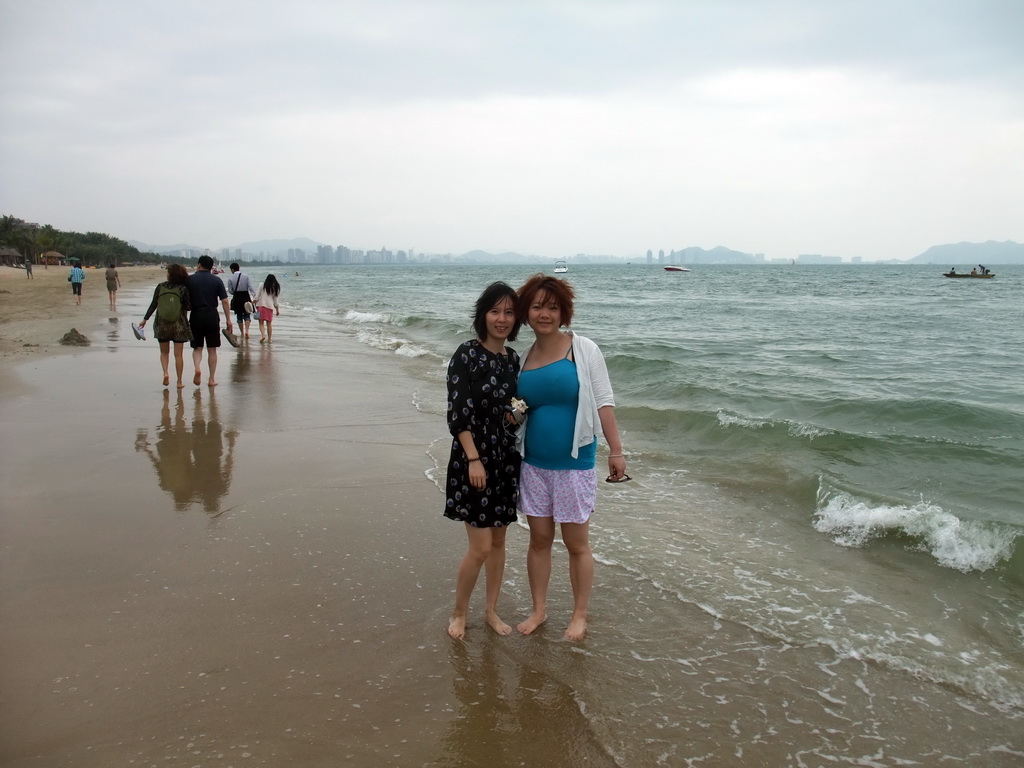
[345,309,391,323]
[717,410,832,439]
[813,488,1018,572]
[717,410,771,430]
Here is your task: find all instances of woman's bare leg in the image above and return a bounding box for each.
[560,522,594,642]
[448,524,494,640]
[483,527,512,635]
[159,341,170,386]
[172,342,185,388]
[517,516,554,635]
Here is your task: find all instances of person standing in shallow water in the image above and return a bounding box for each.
[443,281,523,641]
[253,274,280,343]
[227,262,255,339]
[105,263,121,309]
[187,254,233,387]
[514,274,627,642]
[138,263,193,388]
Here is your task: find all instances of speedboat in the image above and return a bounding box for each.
[663,265,690,272]
[554,260,568,273]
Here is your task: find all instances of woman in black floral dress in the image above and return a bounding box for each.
[444,281,523,640]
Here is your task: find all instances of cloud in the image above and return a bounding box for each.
[1,0,1022,258]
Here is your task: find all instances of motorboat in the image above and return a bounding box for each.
[554,260,568,273]
[663,265,690,272]
[943,271,994,279]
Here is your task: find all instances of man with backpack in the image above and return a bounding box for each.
[188,255,234,387]
[227,262,255,339]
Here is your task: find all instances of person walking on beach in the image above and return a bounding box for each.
[443,281,524,641]
[24,255,33,279]
[68,262,85,305]
[187,255,233,387]
[105,263,121,310]
[138,264,194,388]
[253,274,281,344]
[514,274,627,642]
[227,263,255,339]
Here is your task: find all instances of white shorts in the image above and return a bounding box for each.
[518,463,596,524]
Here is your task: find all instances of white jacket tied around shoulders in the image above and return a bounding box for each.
[515,331,615,459]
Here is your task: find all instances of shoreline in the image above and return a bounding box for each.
[0,263,165,361]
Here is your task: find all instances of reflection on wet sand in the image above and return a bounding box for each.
[434,641,618,768]
[135,388,237,515]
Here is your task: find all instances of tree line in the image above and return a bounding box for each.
[0,215,175,267]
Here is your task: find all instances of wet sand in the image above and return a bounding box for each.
[0,278,618,767]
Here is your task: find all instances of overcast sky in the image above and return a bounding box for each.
[2,0,1022,260]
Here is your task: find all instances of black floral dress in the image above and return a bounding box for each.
[444,339,521,527]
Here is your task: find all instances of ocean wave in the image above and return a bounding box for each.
[717,409,834,439]
[813,484,1020,572]
[353,328,435,358]
[345,309,392,323]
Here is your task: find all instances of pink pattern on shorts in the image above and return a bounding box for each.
[518,463,597,524]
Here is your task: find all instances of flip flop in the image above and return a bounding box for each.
[244,302,255,314]
[221,328,241,348]
[131,322,145,340]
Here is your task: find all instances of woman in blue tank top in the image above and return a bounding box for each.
[514,275,628,642]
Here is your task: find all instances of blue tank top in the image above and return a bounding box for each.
[518,357,596,470]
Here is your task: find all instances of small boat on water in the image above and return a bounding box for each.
[663,265,690,272]
[554,260,568,273]
[943,272,994,279]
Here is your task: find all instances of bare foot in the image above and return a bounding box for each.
[193,371,201,385]
[162,374,169,387]
[485,611,513,636]
[563,615,588,642]
[176,381,184,389]
[517,612,547,635]
[208,380,217,387]
[447,615,467,641]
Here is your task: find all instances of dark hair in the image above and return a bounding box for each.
[108,263,115,269]
[166,263,190,286]
[516,274,575,327]
[230,262,240,272]
[197,255,214,270]
[264,274,281,296]
[472,281,521,342]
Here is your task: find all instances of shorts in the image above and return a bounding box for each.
[189,308,222,349]
[233,310,251,323]
[71,282,82,295]
[518,463,596,524]
[258,306,274,322]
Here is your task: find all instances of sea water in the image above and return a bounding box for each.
[267,263,1022,764]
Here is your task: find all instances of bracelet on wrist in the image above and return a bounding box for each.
[467,457,481,462]
[608,454,624,458]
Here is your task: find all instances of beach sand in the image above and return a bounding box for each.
[0,276,617,767]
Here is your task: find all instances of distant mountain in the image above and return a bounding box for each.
[909,240,1024,265]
